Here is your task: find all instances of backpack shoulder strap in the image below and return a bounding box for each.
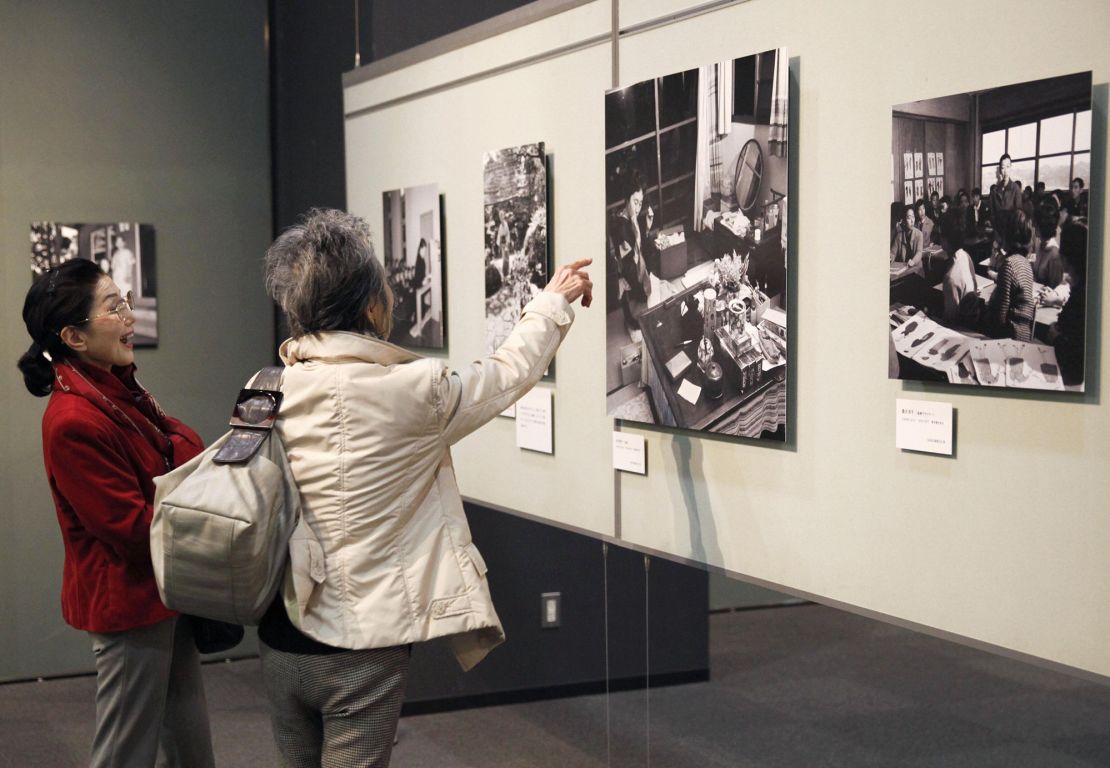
[250,366,285,392]
[213,366,287,465]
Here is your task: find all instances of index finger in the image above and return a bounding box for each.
[563,258,593,271]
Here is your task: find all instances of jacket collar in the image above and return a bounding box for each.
[53,360,171,456]
[280,331,423,367]
[54,359,139,402]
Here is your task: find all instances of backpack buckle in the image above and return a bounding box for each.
[228,388,283,430]
[213,388,284,465]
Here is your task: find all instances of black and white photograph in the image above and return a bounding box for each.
[382,183,445,348]
[889,71,1092,391]
[483,141,549,355]
[30,221,158,346]
[605,48,790,441]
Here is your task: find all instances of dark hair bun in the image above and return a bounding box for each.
[18,342,54,397]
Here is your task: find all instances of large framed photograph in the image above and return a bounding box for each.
[382,184,445,349]
[890,71,1092,391]
[483,142,549,355]
[30,221,158,346]
[605,49,790,441]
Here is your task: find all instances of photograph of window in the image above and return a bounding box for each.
[30,222,158,346]
[889,71,1092,391]
[605,49,790,441]
[483,142,549,356]
[382,184,445,349]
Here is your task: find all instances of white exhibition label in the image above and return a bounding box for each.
[515,389,553,454]
[895,398,953,455]
[500,403,516,418]
[612,432,646,475]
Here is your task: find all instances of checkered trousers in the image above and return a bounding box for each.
[259,643,411,768]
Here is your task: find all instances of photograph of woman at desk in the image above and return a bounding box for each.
[612,173,653,333]
[382,183,445,348]
[30,221,158,346]
[605,48,790,441]
[889,71,1092,391]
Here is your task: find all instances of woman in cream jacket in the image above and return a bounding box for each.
[258,208,592,768]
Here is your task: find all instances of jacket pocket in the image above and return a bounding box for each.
[286,520,327,622]
[464,543,488,576]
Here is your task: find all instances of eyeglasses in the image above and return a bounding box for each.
[77,291,134,325]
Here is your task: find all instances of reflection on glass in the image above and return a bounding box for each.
[981,129,1006,163]
[1075,110,1091,151]
[658,68,699,127]
[659,122,697,181]
[732,55,757,118]
[1073,152,1090,187]
[1007,122,1038,159]
[981,165,997,193]
[1009,159,1035,188]
[1038,154,1073,191]
[660,177,694,227]
[1038,113,1073,155]
[605,80,657,148]
[605,138,658,208]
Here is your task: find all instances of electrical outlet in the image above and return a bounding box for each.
[541,592,561,628]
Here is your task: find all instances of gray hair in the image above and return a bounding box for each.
[265,208,391,339]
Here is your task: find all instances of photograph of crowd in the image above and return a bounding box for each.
[605,49,790,441]
[889,72,1092,391]
[382,184,445,348]
[30,221,158,346]
[483,142,549,355]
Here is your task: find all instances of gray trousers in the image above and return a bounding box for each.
[260,642,411,768]
[88,616,215,768]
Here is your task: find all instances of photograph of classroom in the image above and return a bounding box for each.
[889,71,1091,390]
[605,49,789,440]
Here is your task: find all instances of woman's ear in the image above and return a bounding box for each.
[58,325,87,353]
[365,301,389,339]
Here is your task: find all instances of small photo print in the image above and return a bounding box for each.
[483,142,549,355]
[382,184,445,349]
[30,222,158,346]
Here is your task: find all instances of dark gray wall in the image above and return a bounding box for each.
[270,0,535,234]
[0,0,274,681]
[405,503,709,710]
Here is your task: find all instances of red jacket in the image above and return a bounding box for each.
[42,360,204,633]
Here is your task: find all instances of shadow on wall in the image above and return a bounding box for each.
[670,435,722,566]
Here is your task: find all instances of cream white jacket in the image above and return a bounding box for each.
[274,292,573,670]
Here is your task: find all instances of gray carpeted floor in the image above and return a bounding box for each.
[2,604,1108,767]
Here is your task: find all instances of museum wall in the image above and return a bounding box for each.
[345,0,616,538]
[344,0,1110,680]
[0,0,274,680]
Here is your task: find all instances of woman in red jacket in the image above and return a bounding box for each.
[18,259,215,768]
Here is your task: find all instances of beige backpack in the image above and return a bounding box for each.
[151,367,301,625]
